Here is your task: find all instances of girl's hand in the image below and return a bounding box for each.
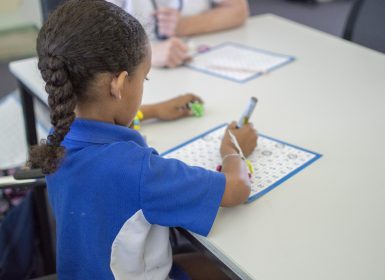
[142,94,203,121]
[220,122,258,158]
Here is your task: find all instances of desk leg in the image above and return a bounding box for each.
[18,81,56,274]
[19,81,38,146]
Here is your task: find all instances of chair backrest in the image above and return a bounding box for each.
[343,0,385,54]
[40,0,64,22]
[0,179,55,277]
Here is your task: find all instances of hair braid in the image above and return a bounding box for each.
[29,55,77,174]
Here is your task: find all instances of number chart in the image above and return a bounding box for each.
[162,124,321,202]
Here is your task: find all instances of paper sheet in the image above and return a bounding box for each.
[186,42,294,83]
[163,125,321,202]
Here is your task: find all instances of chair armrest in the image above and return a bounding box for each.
[14,168,44,180]
[0,169,45,189]
[0,176,42,189]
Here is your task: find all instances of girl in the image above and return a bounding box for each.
[29,0,257,279]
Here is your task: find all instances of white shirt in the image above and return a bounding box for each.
[107,0,223,39]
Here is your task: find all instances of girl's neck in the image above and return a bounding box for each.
[75,102,116,124]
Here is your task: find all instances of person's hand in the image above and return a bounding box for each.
[151,94,203,121]
[220,122,258,158]
[155,7,181,37]
[151,38,190,68]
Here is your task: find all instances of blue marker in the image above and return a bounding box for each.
[151,0,183,40]
[237,97,258,128]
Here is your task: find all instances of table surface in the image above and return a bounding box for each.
[9,14,385,280]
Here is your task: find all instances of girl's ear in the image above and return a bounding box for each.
[110,71,128,100]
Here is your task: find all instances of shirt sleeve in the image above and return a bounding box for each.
[105,0,125,8]
[139,149,226,236]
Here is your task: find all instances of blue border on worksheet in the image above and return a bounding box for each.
[161,124,322,203]
[185,42,295,83]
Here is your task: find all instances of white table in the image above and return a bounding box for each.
[10,14,385,280]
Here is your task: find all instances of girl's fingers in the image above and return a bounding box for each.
[182,93,204,104]
[228,121,237,129]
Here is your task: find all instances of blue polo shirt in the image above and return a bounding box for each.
[45,119,226,280]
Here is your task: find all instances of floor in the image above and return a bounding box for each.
[248,0,353,37]
[0,0,354,99]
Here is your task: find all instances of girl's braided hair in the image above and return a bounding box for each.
[29,0,148,174]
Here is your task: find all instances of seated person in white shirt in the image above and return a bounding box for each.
[108,0,249,67]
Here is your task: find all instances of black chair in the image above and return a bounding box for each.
[40,0,65,22]
[343,0,385,54]
[0,170,55,279]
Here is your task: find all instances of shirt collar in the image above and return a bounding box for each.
[62,118,147,147]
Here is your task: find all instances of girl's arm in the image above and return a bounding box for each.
[219,122,258,206]
[140,93,203,121]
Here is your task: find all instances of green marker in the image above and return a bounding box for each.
[188,101,204,117]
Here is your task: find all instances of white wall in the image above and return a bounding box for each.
[0,0,43,30]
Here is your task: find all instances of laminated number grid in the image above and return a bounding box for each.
[186,42,295,83]
[162,124,321,202]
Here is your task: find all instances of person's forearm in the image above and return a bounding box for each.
[221,153,251,206]
[140,104,159,120]
[175,0,249,36]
